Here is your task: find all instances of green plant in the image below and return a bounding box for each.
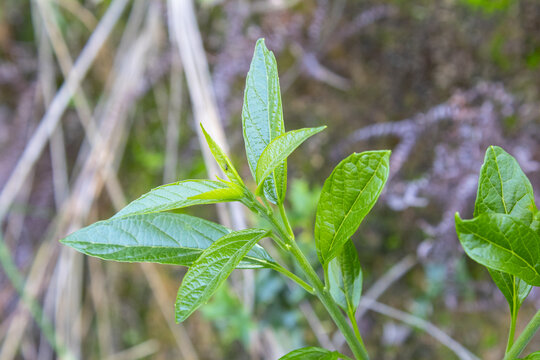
[60,39,388,359]
[455,146,540,360]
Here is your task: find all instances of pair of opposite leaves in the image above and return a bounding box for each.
[456,146,540,319]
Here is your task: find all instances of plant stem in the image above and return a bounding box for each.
[245,194,369,358]
[265,209,369,359]
[278,201,294,239]
[268,262,315,294]
[506,310,518,354]
[348,309,366,350]
[504,309,540,360]
[286,238,369,360]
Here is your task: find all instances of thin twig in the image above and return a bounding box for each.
[0,0,129,224]
[34,0,127,210]
[53,0,97,30]
[333,255,417,347]
[140,263,200,360]
[33,0,69,210]
[0,234,74,360]
[365,300,480,360]
[104,340,160,360]
[88,258,114,358]
[299,301,335,350]
[0,3,154,357]
[163,53,183,183]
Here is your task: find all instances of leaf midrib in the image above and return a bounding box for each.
[326,157,384,259]
[68,239,272,266]
[465,223,539,277]
[491,146,509,214]
[178,234,265,316]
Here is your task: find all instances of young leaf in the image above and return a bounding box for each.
[60,213,274,269]
[175,229,269,322]
[113,180,243,218]
[242,38,286,204]
[474,146,536,316]
[315,151,390,266]
[455,213,540,286]
[200,123,244,186]
[255,126,326,194]
[328,240,363,315]
[475,146,538,227]
[278,347,349,360]
[188,182,244,201]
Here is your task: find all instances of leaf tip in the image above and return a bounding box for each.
[174,312,186,324]
[200,123,212,144]
[59,232,76,246]
[199,122,207,134]
[485,144,506,158]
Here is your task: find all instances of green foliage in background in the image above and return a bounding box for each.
[460,0,513,13]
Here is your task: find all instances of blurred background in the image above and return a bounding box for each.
[1,0,540,359]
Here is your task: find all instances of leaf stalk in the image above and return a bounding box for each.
[267,262,315,294]
[348,308,366,351]
[505,309,518,354]
[504,309,540,360]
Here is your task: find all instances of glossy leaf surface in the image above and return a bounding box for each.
[200,124,244,186]
[61,213,273,269]
[188,183,244,201]
[315,151,390,265]
[175,229,269,322]
[113,180,243,218]
[255,126,326,194]
[455,213,540,286]
[474,146,536,314]
[242,38,286,204]
[474,146,537,227]
[278,347,344,360]
[328,240,362,314]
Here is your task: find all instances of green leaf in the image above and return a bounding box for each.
[242,38,286,204]
[255,126,326,194]
[328,240,363,315]
[188,182,244,201]
[455,213,540,286]
[487,269,531,316]
[474,146,536,312]
[315,151,390,265]
[474,146,537,227]
[113,180,243,218]
[60,213,274,269]
[175,229,269,322]
[520,351,540,359]
[200,123,244,186]
[279,347,349,360]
